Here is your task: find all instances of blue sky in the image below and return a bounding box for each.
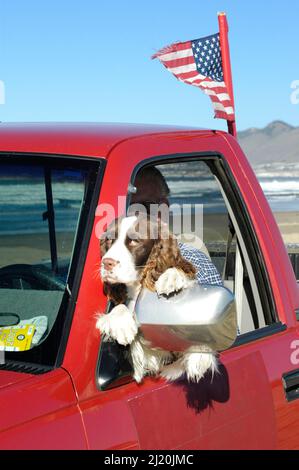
[1,0,298,131]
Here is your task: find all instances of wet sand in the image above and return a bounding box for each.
[273,212,299,246]
[203,212,299,248]
[0,232,75,267]
[203,211,299,247]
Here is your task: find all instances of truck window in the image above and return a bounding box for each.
[0,155,99,368]
[130,159,276,336]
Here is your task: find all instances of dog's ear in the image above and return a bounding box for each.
[140,230,196,291]
[103,282,128,305]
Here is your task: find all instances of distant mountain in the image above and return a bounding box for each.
[238,120,299,166]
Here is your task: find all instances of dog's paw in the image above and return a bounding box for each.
[96,304,138,346]
[155,268,194,296]
[159,349,218,383]
[184,351,218,382]
[160,359,185,382]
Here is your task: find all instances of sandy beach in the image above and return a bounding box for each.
[203,211,299,248]
[0,232,75,267]
[204,211,299,247]
[273,212,299,245]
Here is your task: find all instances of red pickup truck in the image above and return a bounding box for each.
[0,122,298,450]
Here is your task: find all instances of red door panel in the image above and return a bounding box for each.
[80,394,139,450]
[128,353,276,449]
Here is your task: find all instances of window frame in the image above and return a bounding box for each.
[129,153,279,331]
[0,152,105,373]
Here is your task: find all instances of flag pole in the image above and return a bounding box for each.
[218,12,237,138]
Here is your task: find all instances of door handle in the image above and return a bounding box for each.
[282,370,299,402]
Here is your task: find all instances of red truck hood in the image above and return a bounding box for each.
[0,368,77,437]
[0,370,34,390]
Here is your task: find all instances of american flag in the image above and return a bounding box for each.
[152,33,235,121]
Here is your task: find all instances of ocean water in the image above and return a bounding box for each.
[258,177,299,212]
[0,180,84,235]
[167,163,299,214]
[255,163,299,213]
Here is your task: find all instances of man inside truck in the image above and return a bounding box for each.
[128,165,223,287]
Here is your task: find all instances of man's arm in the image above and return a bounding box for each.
[178,243,223,286]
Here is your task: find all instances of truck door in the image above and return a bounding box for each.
[92,156,281,449]
[70,135,299,450]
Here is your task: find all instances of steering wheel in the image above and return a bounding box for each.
[0,264,65,291]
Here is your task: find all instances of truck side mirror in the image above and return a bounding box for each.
[135,284,238,352]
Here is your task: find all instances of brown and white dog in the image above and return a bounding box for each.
[96,214,218,383]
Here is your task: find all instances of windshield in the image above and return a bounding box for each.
[0,155,99,368]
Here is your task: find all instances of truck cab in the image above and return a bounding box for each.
[0,123,299,449]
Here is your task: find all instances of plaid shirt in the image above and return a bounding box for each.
[179,243,223,286]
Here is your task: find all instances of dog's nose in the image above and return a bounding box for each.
[102,258,119,271]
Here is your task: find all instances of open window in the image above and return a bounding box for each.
[133,158,276,335]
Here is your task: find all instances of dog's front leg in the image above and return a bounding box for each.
[155,268,195,297]
[130,336,173,383]
[96,304,138,346]
[160,348,218,382]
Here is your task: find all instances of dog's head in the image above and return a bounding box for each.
[100,215,154,285]
[100,215,196,304]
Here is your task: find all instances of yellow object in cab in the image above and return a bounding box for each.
[0,324,36,351]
